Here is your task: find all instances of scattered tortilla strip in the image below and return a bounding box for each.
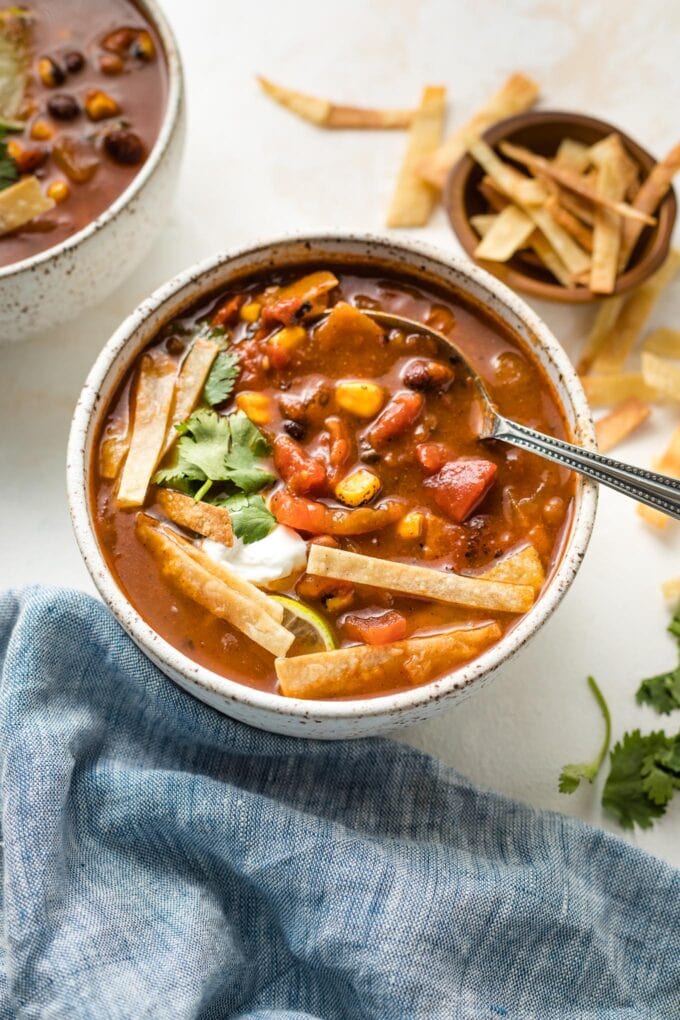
[157,488,234,545]
[257,76,413,129]
[594,398,650,452]
[590,249,680,374]
[117,354,176,508]
[581,372,659,407]
[474,203,533,261]
[589,140,627,294]
[386,85,446,228]
[275,623,501,699]
[162,337,220,455]
[641,328,680,403]
[468,139,591,275]
[620,142,680,269]
[662,577,680,603]
[99,414,130,480]
[307,544,534,613]
[545,196,593,252]
[469,213,498,237]
[418,73,539,191]
[478,544,545,593]
[137,517,293,654]
[637,424,680,529]
[554,138,590,173]
[0,175,54,236]
[577,296,625,374]
[498,141,655,225]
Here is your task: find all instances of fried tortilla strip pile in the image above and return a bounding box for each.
[156,488,234,545]
[163,337,221,454]
[637,424,680,529]
[417,73,539,191]
[307,544,534,613]
[275,623,501,699]
[117,353,176,507]
[478,544,545,593]
[386,85,446,228]
[137,516,292,655]
[594,398,650,452]
[257,76,414,129]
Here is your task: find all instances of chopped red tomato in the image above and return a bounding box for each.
[270,489,404,535]
[366,390,424,447]
[424,459,497,523]
[211,295,243,328]
[261,296,306,329]
[342,609,408,646]
[273,435,327,495]
[415,442,449,474]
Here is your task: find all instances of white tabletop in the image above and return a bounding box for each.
[1,0,679,866]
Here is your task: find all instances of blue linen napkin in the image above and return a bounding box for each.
[1,587,678,1020]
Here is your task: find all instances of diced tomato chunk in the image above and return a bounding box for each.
[211,295,243,328]
[273,435,327,495]
[366,390,424,447]
[270,489,404,535]
[342,609,408,646]
[424,458,497,523]
[415,442,449,474]
[261,296,306,329]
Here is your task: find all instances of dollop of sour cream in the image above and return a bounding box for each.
[202,525,308,586]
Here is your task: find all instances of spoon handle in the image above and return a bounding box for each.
[494,416,680,521]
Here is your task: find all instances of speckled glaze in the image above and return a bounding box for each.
[67,235,598,739]
[0,0,185,346]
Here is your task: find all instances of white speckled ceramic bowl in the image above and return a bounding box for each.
[0,0,185,346]
[67,234,598,739]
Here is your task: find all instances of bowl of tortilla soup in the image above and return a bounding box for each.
[67,235,597,738]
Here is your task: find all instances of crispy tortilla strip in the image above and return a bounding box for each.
[528,230,572,285]
[0,8,32,120]
[545,196,593,252]
[478,544,545,593]
[468,139,591,275]
[263,270,339,307]
[117,354,176,508]
[581,372,659,407]
[99,415,130,480]
[590,249,680,374]
[589,135,639,200]
[163,337,220,454]
[157,488,234,545]
[478,175,510,212]
[641,328,680,403]
[275,623,502,699]
[418,73,539,191]
[594,398,650,452]
[257,76,413,129]
[637,424,680,529]
[554,138,590,173]
[474,204,534,261]
[577,296,625,374]
[620,142,680,269]
[498,140,655,225]
[469,213,498,237]
[555,186,596,227]
[307,544,534,613]
[0,175,54,235]
[662,577,680,603]
[386,85,446,228]
[137,517,292,653]
[589,139,627,294]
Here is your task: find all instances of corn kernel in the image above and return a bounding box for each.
[335,380,385,418]
[335,468,381,508]
[84,89,120,121]
[240,302,261,323]
[396,511,424,540]
[30,118,54,141]
[325,590,354,613]
[6,139,21,161]
[47,179,70,203]
[37,56,65,88]
[269,325,306,353]
[235,391,272,425]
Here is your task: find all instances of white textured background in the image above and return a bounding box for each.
[1,0,679,864]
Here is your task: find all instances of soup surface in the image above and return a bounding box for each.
[92,264,575,700]
[0,0,167,267]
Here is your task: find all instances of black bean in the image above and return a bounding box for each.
[103,129,145,165]
[47,93,80,121]
[283,419,306,440]
[63,50,85,73]
[359,443,381,464]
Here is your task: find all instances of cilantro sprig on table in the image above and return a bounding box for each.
[154,408,276,543]
[635,606,680,714]
[559,677,611,794]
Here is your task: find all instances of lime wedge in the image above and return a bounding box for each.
[272,595,338,655]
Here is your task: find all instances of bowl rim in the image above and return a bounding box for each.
[0,0,184,281]
[445,108,677,304]
[67,232,598,726]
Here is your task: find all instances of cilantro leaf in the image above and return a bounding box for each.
[223,411,274,493]
[203,349,240,407]
[559,676,611,793]
[212,492,276,544]
[602,730,670,830]
[641,736,680,807]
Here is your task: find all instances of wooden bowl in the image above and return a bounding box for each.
[445,110,677,303]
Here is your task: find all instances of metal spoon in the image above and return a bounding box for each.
[361,309,680,522]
